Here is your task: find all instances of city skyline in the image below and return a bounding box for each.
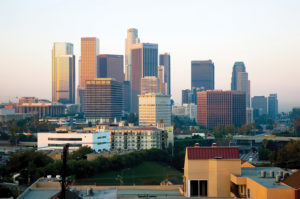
[1,0,300,112]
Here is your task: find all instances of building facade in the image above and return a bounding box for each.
[131,43,158,113]
[97,54,124,83]
[182,89,191,105]
[139,93,171,127]
[184,146,241,197]
[159,53,171,95]
[191,60,214,90]
[125,28,140,82]
[237,72,250,108]
[52,42,75,104]
[105,126,165,151]
[79,37,99,88]
[84,78,123,122]
[268,94,278,118]
[17,103,65,118]
[141,76,159,94]
[251,96,268,116]
[37,130,110,151]
[197,90,246,129]
[158,65,167,95]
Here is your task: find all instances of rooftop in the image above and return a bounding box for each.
[241,167,292,189]
[186,146,240,160]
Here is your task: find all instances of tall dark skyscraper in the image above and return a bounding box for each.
[97,54,124,82]
[231,62,246,90]
[197,90,246,129]
[191,60,214,90]
[131,43,158,113]
[182,89,190,105]
[268,94,278,118]
[159,53,171,95]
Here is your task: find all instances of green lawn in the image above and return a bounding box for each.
[76,161,182,185]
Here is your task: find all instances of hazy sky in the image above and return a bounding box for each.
[0,0,300,112]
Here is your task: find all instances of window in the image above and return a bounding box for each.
[247,188,250,198]
[48,138,82,141]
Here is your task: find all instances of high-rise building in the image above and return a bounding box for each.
[141,76,159,94]
[251,96,268,115]
[237,72,250,107]
[158,65,167,94]
[268,94,278,118]
[191,60,214,90]
[131,43,158,113]
[197,90,246,129]
[125,28,140,82]
[123,81,131,113]
[97,54,124,82]
[231,62,246,90]
[182,89,190,105]
[84,78,123,122]
[139,93,171,127]
[52,42,75,104]
[246,107,254,125]
[159,53,171,95]
[79,37,99,88]
[78,37,99,111]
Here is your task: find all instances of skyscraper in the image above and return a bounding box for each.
[182,89,190,105]
[158,65,167,94]
[197,90,246,129]
[268,94,278,118]
[191,60,214,90]
[79,37,99,88]
[141,76,159,94]
[97,54,124,82]
[52,42,75,104]
[78,37,99,111]
[84,78,123,122]
[139,93,171,127]
[237,72,250,107]
[159,53,171,95]
[231,62,246,90]
[131,43,158,113]
[251,96,268,115]
[125,28,140,82]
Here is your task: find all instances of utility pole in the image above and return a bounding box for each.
[61,143,69,199]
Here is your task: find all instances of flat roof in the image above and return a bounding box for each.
[241,167,292,189]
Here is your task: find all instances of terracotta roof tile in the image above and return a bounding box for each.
[187,146,240,160]
[282,170,300,189]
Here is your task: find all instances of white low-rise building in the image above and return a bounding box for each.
[37,130,110,152]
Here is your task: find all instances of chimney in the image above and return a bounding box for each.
[269,171,274,178]
[261,170,266,178]
[212,143,217,147]
[194,143,200,147]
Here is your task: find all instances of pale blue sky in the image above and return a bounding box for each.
[0,0,300,111]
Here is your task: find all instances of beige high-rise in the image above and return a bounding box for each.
[138,93,171,127]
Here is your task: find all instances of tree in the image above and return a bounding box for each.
[258,147,270,160]
[69,146,94,160]
[275,140,300,168]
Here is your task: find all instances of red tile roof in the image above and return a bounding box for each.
[187,147,240,160]
[282,170,300,189]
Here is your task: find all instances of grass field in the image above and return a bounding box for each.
[75,161,182,185]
